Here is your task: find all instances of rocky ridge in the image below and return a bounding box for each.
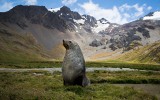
[0,5,160,61]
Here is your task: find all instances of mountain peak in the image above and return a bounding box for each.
[0,5,69,32]
[56,6,82,20]
[60,6,71,13]
[10,5,48,12]
[0,5,47,24]
[98,18,109,24]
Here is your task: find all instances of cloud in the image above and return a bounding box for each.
[77,0,127,24]
[24,0,37,5]
[76,0,152,24]
[53,7,61,12]
[147,6,152,10]
[0,2,13,12]
[62,0,77,5]
[119,3,151,17]
[133,4,144,17]
[123,13,130,18]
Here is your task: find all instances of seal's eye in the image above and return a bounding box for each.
[69,41,72,43]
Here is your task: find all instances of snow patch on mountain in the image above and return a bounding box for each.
[93,20,110,33]
[73,24,78,29]
[73,19,85,24]
[143,11,160,20]
[81,16,86,20]
[48,7,60,12]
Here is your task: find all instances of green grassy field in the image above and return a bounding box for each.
[0,61,62,68]
[0,60,159,100]
[0,61,160,71]
[0,71,158,100]
[86,61,160,71]
[89,70,160,84]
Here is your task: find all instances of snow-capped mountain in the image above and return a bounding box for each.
[53,6,113,34]
[143,11,160,20]
[0,5,160,61]
[103,19,160,51]
[92,18,110,33]
[88,11,160,51]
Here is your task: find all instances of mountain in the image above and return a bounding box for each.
[54,6,111,33]
[0,5,99,60]
[103,20,160,51]
[143,11,160,20]
[0,5,160,63]
[0,5,89,48]
[0,5,68,31]
[92,10,160,51]
[0,28,51,62]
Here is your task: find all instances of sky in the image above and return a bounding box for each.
[0,0,160,24]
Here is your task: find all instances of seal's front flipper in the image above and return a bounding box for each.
[82,76,90,87]
[74,75,83,85]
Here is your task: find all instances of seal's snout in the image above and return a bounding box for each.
[63,39,65,45]
[63,39,66,46]
[63,40,69,49]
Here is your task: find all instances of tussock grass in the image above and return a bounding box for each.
[89,71,160,84]
[0,71,158,100]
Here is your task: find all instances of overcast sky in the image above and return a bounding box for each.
[0,0,160,24]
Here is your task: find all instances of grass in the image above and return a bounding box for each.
[0,50,44,63]
[89,70,160,84]
[51,43,65,60]
[0,29,51,63]
[86,61,160,71]
[0,71,158,100]
[89,50,119,59]
[0,61,62,68]
[88,41,160,64]
[0,61,160,71]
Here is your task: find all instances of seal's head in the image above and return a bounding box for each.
[63,40,79,50]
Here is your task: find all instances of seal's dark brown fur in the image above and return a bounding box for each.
[62,40,90,86]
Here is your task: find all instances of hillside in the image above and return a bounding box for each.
[0,27,52,62]
[0,5,160,63]
[116,41,160,63]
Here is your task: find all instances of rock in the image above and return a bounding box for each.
[89,39,103,47]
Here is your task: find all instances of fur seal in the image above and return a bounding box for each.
[62,40,90,86]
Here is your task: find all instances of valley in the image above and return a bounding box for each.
[0,5,160,63]
[0,4,160,100]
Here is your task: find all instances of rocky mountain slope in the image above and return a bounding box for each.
[116,41,160,63]
[103,20,160,51]
[0,5,159,63]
